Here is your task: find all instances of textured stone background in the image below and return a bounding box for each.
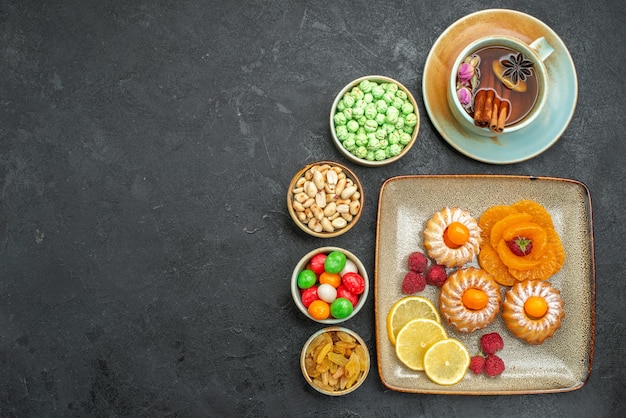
[1,0,624,416]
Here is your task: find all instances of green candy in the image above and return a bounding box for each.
[399,132,412,145]
[336,125,349,140]
[364,119,378,133]
[330,298,354,319]
[372,85,385,99]
[359,79,373,93]
[382,122,395,133]
[297,269,317,289]
[350,87,364,100]
[355,146,368,158]
[334,81,416,162]
[385,106,399,124]
[389,143,403,156]
[405,113,418,127]
[364,104,377,120]
[324,251,346,274]
[367,136,380,151]
[392,97,404,109]
[344,137,357,151]
[388,131,400,144]
[395,116,405,130]
[375,128,387,141]
[375,99,388,113]
[395,90,408,100]
[346,120,359,133]
[401,102,414,115]
[343,94,355,108]
[355,132,368,147]
[386,83,398,94]
[382,92,395,105]
[334,112,347,126]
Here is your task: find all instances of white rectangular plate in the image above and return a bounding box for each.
[375,175,595,394]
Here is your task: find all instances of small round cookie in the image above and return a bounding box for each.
[424,207,482,268]
[439,267,501,333]
[502,279,565,345]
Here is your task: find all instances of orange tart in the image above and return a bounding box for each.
[502,279,565,345]
[439,267,501,333]
[424,207,482,268]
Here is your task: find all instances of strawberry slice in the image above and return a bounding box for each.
[507,236,533,256]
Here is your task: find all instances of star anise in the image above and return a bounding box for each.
[500,52,534,84]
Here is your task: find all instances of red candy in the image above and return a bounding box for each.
[336,285,358,307]
[342,272,365,295]
[309,253,327,275]
[301,286,319,308]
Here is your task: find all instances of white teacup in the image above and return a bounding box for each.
[448,35,554,136]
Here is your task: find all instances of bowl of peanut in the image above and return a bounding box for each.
[287,161,363,238]
[300,327,370,396]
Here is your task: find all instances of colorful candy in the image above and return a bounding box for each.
[318,283,337,303]
[297,250,366,320]
[324,251,347,274]
[297,269,317,290]
[330,298,354,319]
[309,253,327,275]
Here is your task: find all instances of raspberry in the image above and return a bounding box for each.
[469,355,485,375]
[480,332,504,355]
[425,264,447,286]
[484,354,505,377]
[407,251,428,273]
[401,271,426,294]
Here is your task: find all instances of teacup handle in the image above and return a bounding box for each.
[529,36,554,61]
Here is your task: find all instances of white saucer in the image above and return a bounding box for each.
[422,9,578,164]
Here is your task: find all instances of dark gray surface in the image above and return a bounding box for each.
[1,0,624,416]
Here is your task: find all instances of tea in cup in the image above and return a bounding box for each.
[448,35,553,136]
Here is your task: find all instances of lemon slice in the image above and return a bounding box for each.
[394,318,447,371]
[423,338,470,386]
[386,296,440,346]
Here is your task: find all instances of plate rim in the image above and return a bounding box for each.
[374,174,596,395]
[422,9,579,164]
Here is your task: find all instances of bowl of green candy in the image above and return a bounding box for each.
[330,75,420,167]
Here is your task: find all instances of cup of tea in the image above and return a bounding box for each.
[448,35,554,136]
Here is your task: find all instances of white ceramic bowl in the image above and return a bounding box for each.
[291,246,369,324]
[300,326,370,396]
[330,75,420,167]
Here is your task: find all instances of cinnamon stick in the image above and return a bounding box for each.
[483,89,495,126]
[496,86,511,132]
[473,89,486,127]
[489,97,501,133]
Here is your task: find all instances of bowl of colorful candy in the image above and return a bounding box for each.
[301,326,370,396]
[291,247,369,324]
[330,75,420,167]
[287,161,364,238]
